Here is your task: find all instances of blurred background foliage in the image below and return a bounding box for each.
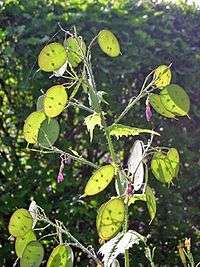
[0,0,200,266]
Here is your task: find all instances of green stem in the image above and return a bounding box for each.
[124,198,130,267]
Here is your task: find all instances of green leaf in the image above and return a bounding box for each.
[149,94,175,118]
[84,113,102,142]
[44,85,68,118]
[151,148,180,183]
[167,148,180,177]
[87,84,101,113]
[98,30,121,57]
[96,198,125,240]
[8,209,33,237]
[108,124,160,139]
[128,194,146,206]
[83,164,115,196]
[23,111,46,144]
[160,84,190,116]
[38,118,60,147]
[15,230,37,258]
[47,244,74,267]
[153,65,172,89]
[38,43,67,72]
[146,186,156,222]
[20,241,44,267]
[64,36,86,67]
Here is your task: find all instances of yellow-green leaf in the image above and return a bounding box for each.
[153,65,172,89]
[47,244,74,267]
[8,209,33,237]
[149,94,175,118]
[128,194,146,206]
[146,186,156,222]
[38,43,67,72]
[167,148,180,177]
[44,85,68,118]
[85,113,102,142]
[20,241,44,267]
[98,30,121,57]
[23,111,46,144]
[15,230,36,258]
[96,198,125,240]
[84,164,115,197]
[151,148,180,183]
[160,84,190,116]
[64,37,86,67]
[108,124,160,139]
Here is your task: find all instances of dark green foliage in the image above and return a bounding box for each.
[0,0,200,266]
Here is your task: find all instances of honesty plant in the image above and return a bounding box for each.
[8,26,196,267]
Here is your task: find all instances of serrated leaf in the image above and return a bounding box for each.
[9,209,33,237]
[160,84,190,116]
[96,198,125,240]
[98,230,146,267]
[149,94,175,118]
[47,244,74,267]
[44,85,68,118]
[38,118,60,147]
[153,65,172,89]
[146,186,156,222]
[128,194,146,206]
[23,111,46,144]
[85,113,102,142]
[98,30,121,57]
[84,164,115,197]
[38,43,67,72]
[20,241,44,267]
[15,230,37,258]
[108,124,160,139]
[87,85,101,113]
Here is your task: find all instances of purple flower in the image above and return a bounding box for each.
[57,172,64,183]
[145,104,152,122]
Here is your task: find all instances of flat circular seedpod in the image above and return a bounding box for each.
[36,95,44,111]
[8,209,33,237]
[98,30,121,57]
[23,111,46,144]
[149,94,175,118]
[47,244,74,267]
[128,140,144,191]
[20,241,44,267]
[44,85,68,117]
[160,84,190,116]
[15,230,36,258]
[153,65,172,89]
[38,118,60,147]
[96,198,125,240]
[84,164,115,196]
[38,43,67,72]
[65,37,86,67]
